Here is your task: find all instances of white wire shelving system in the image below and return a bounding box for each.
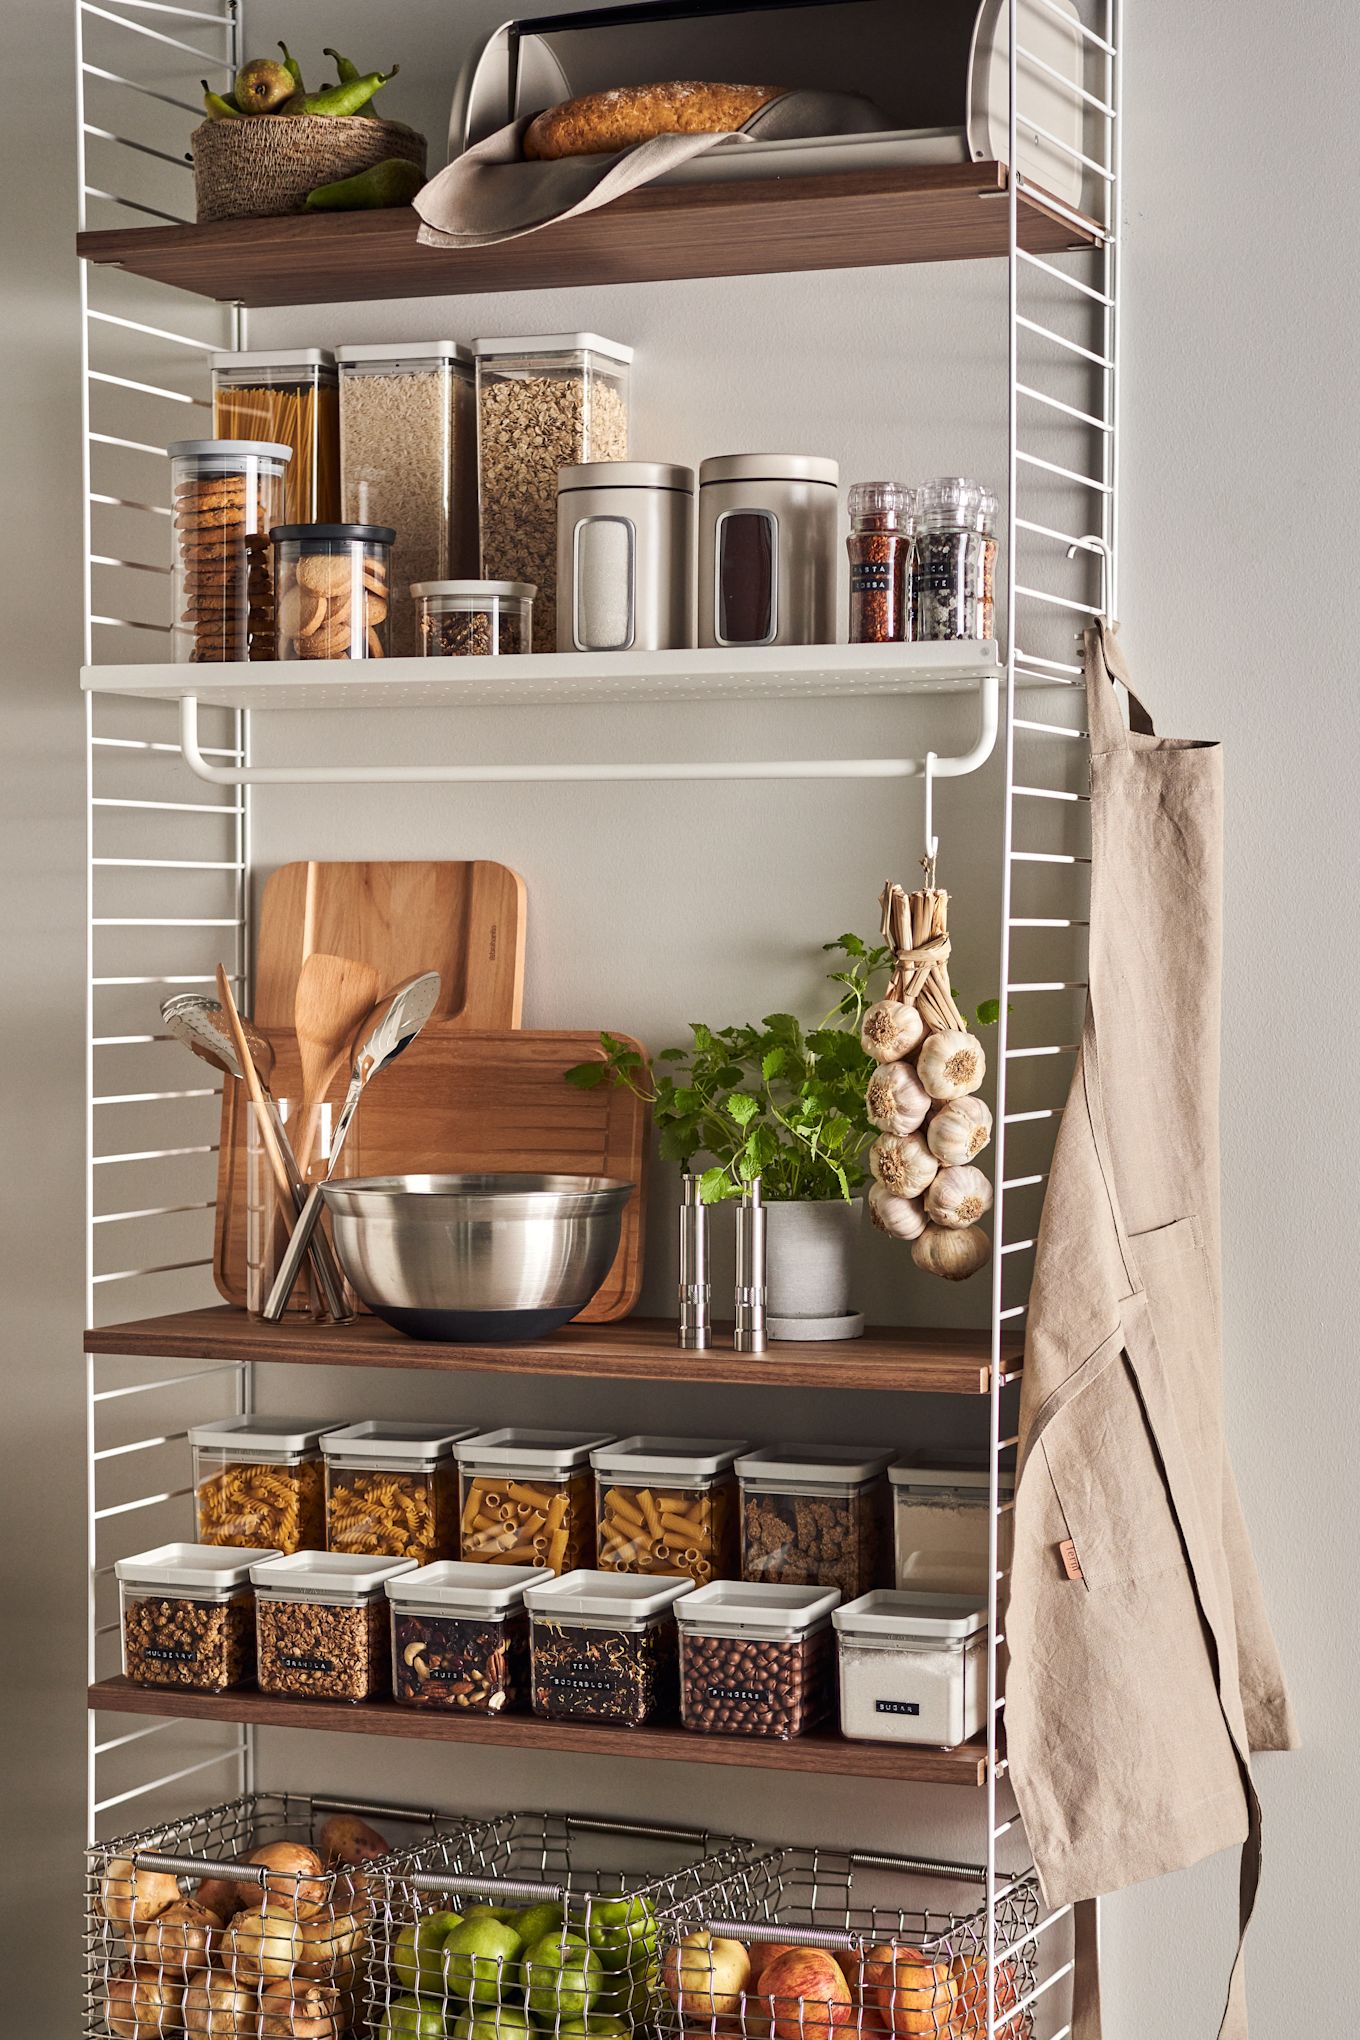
[77,1,1121,2035]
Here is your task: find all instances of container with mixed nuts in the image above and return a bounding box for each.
[251,1551,416,1703]
[386,1560,551,1715]
[737,1444,893,1603]
[677,1580,841,1740]
[321,1419,475,1564]
[524,1569,693,1727]
[117,1542,278,1694]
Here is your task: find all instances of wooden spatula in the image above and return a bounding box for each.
[294,951,380,1176]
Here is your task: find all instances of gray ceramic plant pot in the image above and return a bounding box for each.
[764,1195,865,1341]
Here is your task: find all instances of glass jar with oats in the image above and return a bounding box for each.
[321,1420,475,1564]
[454,1428,613,1575]
[336,340,478,659]
[211,347,339,524]
[474,334,632,654]
[190,1415,337,1555]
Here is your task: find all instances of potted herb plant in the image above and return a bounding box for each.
[567,935,893,1339]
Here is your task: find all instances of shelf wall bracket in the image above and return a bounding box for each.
[176,677,999,789]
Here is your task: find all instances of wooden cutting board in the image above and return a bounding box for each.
[214,1029,649,1323]
[252,860,526,1028]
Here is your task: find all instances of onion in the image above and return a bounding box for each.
[133,1897,222,1976]
[295,1909,366,1988]
[259,1981,342,2040]
[197,1874,252,1922]
[183,1975,262,2039]
[238,1843,329,1919]
[101,1857,180,1928]
[225,1903,308,1983]
[105,1966,184,2037]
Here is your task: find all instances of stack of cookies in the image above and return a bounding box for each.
[170,441,289,665]
[275,526,392,660]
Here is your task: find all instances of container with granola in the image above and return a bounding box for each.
[117,1542,277,1694]
[251,1551,416,1703]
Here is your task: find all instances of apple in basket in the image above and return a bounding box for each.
[862,1945,958,2036]
[664,1932,753,2017]
[757,1948,855,2040]
[948,1956,1020,2036]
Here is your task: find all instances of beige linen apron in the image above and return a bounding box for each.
[1006,621,1297,2039]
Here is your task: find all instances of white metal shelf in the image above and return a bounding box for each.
[81,640,1001,712]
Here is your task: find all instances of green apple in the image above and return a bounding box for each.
[511,1903,565,1949]
[394,1912,464,1993]
[443,1915,525,2005]
[453,2011,533,2040]
[464,1904,518,1924]
[556,2019,632,2040]
[381,1997,447,2040]
[525,1933,604,2022]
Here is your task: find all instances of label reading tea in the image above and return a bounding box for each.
[875,1698,921,1717]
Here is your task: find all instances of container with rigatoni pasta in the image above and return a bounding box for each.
[454,1428,613,1575]
[591,1435,747,1585]
[321,1419,476,1564]
[189,1415,339,1555]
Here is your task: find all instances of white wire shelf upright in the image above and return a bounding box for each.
[73,3,1120,2037]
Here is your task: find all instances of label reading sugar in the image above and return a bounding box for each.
[708,1683,770,1706]
[875,1698,921,1717]
[280,1652,334,1673]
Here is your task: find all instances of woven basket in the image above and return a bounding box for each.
[192,115,426,223]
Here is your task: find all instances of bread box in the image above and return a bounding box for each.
[449,0,1090,213]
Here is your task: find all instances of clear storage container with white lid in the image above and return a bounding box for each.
[524,1569,693,1726]
[890,1464,1015,1596]
[117,1542,278,1694]
[834,1589,989,1747]
[413,578,534,657]
[737,1443,893,1601]
[677,1580,840,1740]
[455,1428,614,1574]
[387,1560,552,1713]
[322,1420,477,1564]
[251,1550,417,1703]
[592,1434,746,1584]
[337,339,479,657]
[190,1414,339,1553]
[168,438,291,666]
[475,333,632,653]
[211,346,339,524]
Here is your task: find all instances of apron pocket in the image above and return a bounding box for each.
[1127,1214,1222,1478]
[1039,1342,1187,1593]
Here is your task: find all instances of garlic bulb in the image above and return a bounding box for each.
[868,1182,927,1240]
[926,1094,993,1165]
[866,1059,931,1136]
[925,1164,994,1229]
[860,998,925,1065]
[870,1132,939,1200]
[911,1223,991,1281]
[916,1029,987,1101]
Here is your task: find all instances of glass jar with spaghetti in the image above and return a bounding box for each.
[454,1429,613,1576]
[321,1421,476,1564]
[591,1435,747,1585]
[190,1415,338,1555]
[211,346,340,524]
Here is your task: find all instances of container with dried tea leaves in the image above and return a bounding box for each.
[524,1569,693,1727]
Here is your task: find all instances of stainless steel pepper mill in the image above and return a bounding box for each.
[734,1177,767,1353]
[677,1171,711,1350]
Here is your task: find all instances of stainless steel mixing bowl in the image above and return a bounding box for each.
[320,1173,634,1342]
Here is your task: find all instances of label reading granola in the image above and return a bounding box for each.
[280,1652,335,1674]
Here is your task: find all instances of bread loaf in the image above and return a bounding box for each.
[523,81,784,161]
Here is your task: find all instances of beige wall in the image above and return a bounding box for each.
[3,1,1357,2034]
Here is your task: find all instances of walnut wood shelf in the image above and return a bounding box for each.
[88,1679,988,1786]
[84,1308,1017,1395]
[76,165,1097,307]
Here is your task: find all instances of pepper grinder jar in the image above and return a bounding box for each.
[847,481,915,644]
[698,454,839,649]
[912,478,999,642]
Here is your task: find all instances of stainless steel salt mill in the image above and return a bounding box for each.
[734,1177,767,1353]
[677,1172,711,1350]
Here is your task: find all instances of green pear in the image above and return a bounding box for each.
[233,56,295,114]
[443,1915,525,2005]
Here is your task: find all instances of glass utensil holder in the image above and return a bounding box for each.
[245,1100,353,1321]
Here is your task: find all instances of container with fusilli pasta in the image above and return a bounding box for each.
[189,1415,338,1555]
[322,1420,475,1564]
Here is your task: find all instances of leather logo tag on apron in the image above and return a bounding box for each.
[1059,1538,1085,1582]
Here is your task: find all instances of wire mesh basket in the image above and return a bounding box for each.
[84,1788,482,2039]
[661,1844,1042,2040]
[365,1810,779,2039]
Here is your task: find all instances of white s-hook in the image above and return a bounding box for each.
[923,749,939,885]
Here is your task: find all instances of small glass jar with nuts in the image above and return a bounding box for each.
[677,1579,841,1740]
[386,1560,552,1714]
[251,1551,417,1703]
[272,522,394,660]
[321,1420,475,1565]
[117,1541,278,1694]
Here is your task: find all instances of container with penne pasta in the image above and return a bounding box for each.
[321,1419,476,1564]
[454,1428,613,1576]
[190,1415,340,1555]
[591,1435,747,1585]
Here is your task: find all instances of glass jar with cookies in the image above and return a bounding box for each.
[271,522,394,661]
[168,439,291,666]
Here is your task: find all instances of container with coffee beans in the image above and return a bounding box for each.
[677,1580,840,1740]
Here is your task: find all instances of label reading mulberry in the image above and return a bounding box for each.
[143,1645,196,1664]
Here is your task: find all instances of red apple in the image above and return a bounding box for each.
[862,1944,957,2038]
[748,1944,804,1991]
[948,1956,1019,2036]
[759,1949,855,2040]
